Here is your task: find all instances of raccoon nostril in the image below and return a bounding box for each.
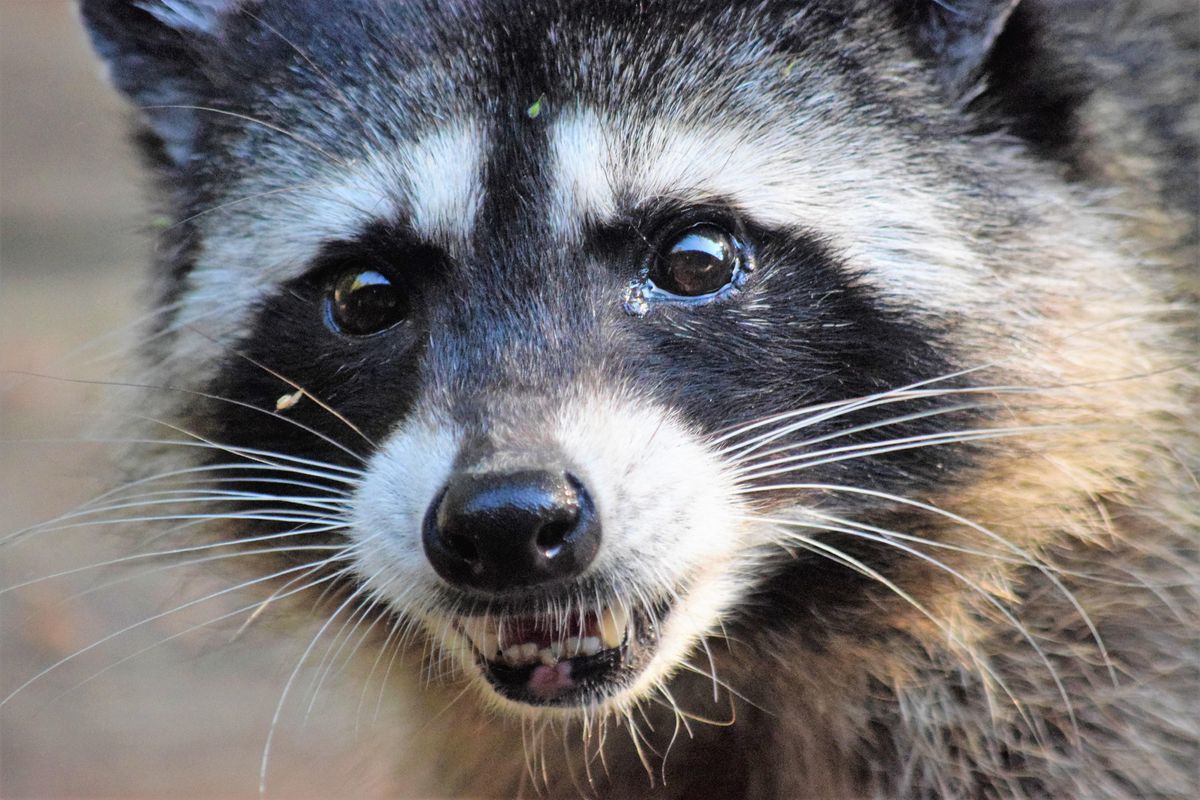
[535,519,575,559]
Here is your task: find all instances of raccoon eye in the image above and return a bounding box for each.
[325,269,408,336]
[650,224,741,298]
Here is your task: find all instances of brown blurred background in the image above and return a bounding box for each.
[0,3,397,797]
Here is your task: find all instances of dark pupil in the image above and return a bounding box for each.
[658,226,736,296]
[332,270,402,334]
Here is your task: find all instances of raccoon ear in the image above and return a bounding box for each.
[78,0,255,166]
[902,0,1022,95]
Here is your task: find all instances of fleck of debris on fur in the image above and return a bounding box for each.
[275,389,304,411]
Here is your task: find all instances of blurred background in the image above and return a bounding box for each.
[1,3,397,797]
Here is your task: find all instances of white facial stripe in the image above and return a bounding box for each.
[548,111,991,309]
[403,125,486,241]
[180,123,485,342]
[548,109,618,235]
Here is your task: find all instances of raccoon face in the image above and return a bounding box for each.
[79,0,1139,719]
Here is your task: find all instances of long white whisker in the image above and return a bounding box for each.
[141,104,349,167]
[259,566,386,797]
[736,426,1067,483]
[4,371,368,465]
[42,565,353,710]
[1,549,361,707]
[728,402,986,471]
[749,512,1080,736]
[743,482,1121,686]
[757,525,1039,736]
[1,527,349,596]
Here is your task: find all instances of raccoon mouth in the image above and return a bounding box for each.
[456,603,665,706]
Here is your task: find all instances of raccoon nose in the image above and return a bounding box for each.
[422,469,601,592]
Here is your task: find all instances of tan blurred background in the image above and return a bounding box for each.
[1,3,396,797]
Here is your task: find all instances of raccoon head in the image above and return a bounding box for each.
[80,0,1172,722]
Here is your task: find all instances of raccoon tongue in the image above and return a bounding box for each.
[528,661,576,699]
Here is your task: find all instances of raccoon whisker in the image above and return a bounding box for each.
[559,716,592,797]
[739,481,1122,686]
[316,587,400,714]
[304,586,394,721]
[59,523,344,603]
[716,388,955,456]
[92,487,348,514]
[653,685,688,784]
[1,530,349,596]
[164,179,333,231]
[141,104,350,168]
[4,434,362,488]
[760,528,1041,737]
[674,660,760,716]
[208,338,376,449]
[356,612,405,732]
[753,512,1081,736]
[580,716,601,794]
[117,427,364,479]
[421,677,478,737]
[2,462,355,547]
[66,461,358,516]
[239,9,385,154]
[734,512,1026,565]
[727,401,989,472]
[723,358,1198,458]
[230,557,361,644]
[19,491,349,535]
[717,385,1025,462]
[712,364,1003,450]
[5,370,369,465]
[259,566,386,798]
[9,509,347,543]
[698,637,721,703]
[1,547,362,708]
[625,707,660,787]
[653,679,739,728]
[43,564,353,713]
[651,685,693,744]
[735,425,1067,483]
[79,478,352,510]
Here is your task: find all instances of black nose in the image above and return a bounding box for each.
[422,468,601,592]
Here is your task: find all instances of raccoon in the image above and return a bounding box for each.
[47,0,1200,797]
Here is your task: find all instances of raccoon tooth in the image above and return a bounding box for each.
[461,620,492,654]
[539,648,556,666]
[550,642,563,659]
[566,636,581,655]
[480,633,499,658]
[504,645,522,664]
[581,636,600,656]
[598,607,627,649]
[520,643,539,661]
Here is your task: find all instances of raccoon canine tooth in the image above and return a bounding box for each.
[480,633,499,658]
[565,636,581,655]
[539,648,556,666]
[550,642,564,659]
[581,637,601,656]
[598,607,626,649]
[462,621,493,654]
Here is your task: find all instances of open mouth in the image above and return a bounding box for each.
[456,602,665,706]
